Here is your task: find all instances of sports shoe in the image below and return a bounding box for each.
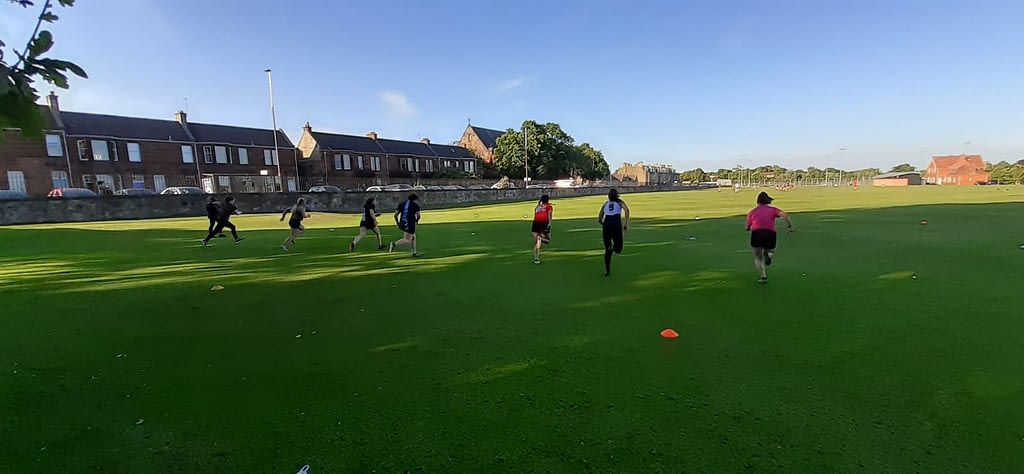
[412,252,420,257]
[348,242,355,252]
[765,251,773,266]
[388,242,395,253]
[280,245,288,251]
[200,240,208,247]
[758,277,768,284]
[378,244,386,250]
[534,259,541,265]
[234,238,245,244]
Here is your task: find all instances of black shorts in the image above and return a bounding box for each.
[531,221,550,234]
[602,223,624,253]
[750,229,777,249]
[399,221,416,235]
[289,219,303,230]
[360,222,377,230]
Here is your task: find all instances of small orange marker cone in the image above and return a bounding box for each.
[660,329,679,339]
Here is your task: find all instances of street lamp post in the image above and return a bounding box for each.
[523,124,529,185]
[265,69,284,192]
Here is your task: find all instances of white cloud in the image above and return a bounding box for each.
[497,77,526,91]
[379,91,418,117]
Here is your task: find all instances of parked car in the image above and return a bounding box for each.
[412,185,427,191]
[468,184,490,190]
[365,185,384,192]
[426,185,443,191]
[384,183,414,192]
[114,188,157,196]
[441,185,465,190]
[47,187,98,199]
[0,190,30,201]
[308,185,343,193]
[160,186,205,195]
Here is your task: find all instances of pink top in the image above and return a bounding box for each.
[746,204,782,232]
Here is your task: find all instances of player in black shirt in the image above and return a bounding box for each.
[201,196,244,246]
[388,193,421,257]
[205,197,226,238]
[349,197,384,251]
[280,198,309,251]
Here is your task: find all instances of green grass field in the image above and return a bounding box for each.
[3,186,1024,472]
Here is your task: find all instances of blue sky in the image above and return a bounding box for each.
[3,0,1024,171]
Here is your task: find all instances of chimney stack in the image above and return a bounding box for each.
[420,138,430,145]
[303,122,312,134]
[175,110,188,124]
[46,91,64,129]
[367,131,378,141]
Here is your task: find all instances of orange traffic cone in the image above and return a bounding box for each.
[660,328,679,339]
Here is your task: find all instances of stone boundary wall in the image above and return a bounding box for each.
[0,185,709,225]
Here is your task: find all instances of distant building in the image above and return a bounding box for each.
[458,125,506,164]
[871,171,922,186]
[924,154,989,186]
[613,162,677,186]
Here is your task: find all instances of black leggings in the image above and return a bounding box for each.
[206,220,237,241]
[207,217,219,235]
[602,222,623,273]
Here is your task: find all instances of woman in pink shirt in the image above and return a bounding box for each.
[745,192,794,284]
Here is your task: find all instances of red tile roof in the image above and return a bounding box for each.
[930,154,987,174]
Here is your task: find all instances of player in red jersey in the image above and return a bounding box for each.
[531,194,553,264]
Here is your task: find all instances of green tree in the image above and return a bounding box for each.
[575,142,610,180]
[2,0,87,137]
[889,163,916,172]
[492,120,608,180]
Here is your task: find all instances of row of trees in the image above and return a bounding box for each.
[678,165,884,184]
[987,161,1024,184]
[490,121,610,181]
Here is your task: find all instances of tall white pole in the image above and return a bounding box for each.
[523,124,529,184]
[265,69,284,192]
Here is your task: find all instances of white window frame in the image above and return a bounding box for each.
[153,174,167,192]
[95,174,115,191]
[131,174,145,189]
[7,171,26,193]
[414,159,420,173]
[77,140,88,161]
[51,170,69,188]
[371,156,381,171]
[203,146,214,164]
[426,160,434,172]
[181,145,195,163]
[111,143,119,161]
[357,155,364,170]
[45,134,63,157]
[215,146,228,164]
[127,142,142,163]
[91,140,110,161]
[217,176,232,192]
[334,154,342,170]
[238,148,249,165]
[343,154,352,170]
[264,149,278,165]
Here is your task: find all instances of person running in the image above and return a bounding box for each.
[598,189,630,276]
[280,198,309,251]
[388,193,420,257]
[349,197,384,251]
[201,196,243,246]
[745,191,795,284]
[205,196,225,238]
[531,194,553,264]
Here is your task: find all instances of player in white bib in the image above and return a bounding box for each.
[597,189,630,276]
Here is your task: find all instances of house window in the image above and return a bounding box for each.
[264,149,278,165]
[153,175,166,192]
[51,170,69,188]
[215,146,228,164]
[203,146,214,163]
[371,156,382,171]
[334,154,342,170]
[400,158,409,171]
[407,158,414,171]
[414,159,420,172]
[238,148,249,165]
[6,171,26,193]
[343,154,351,170]
[111,143,119,161]
[91,140,110,161]
[45,134,63,157]
[218,176,232,192]
[444,160,452,168]
[181,145,195,163]
[77,140,88,160]
[95,174,115,192]
[357,156,364,170]
[426,160,434,172]
[82,174,94,190]
[127,143,142,162]
[132,174,145,189]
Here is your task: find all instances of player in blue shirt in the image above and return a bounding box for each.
[388,193,421,257]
